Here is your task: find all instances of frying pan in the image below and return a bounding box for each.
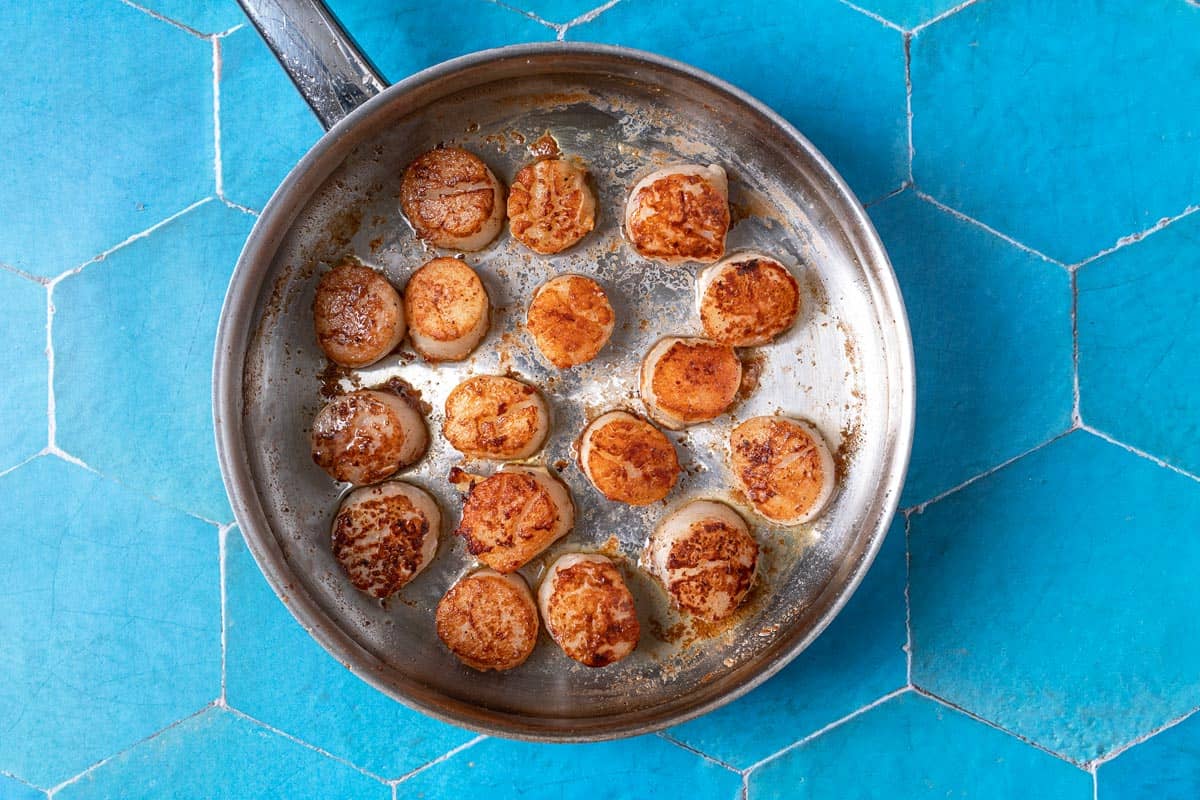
[213,0,915,740]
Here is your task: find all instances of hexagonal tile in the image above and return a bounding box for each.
[0,457,218,788]
[0,0,212,277]
[869,192,1072,507]
[54,201,251,523]
[224,529,476,779]
[134,0,244,34]
[55,707,388,800]
[748,692,1091,799]
[1079,211,1200,477]
[0,775,43,800]
[909,431,1200,763]
[0,271,46,471]
[403,735,741,799]
[911,0,1200,264]
[570,0,908,202]
[666,516,907,768]
[1098,711,1200,799]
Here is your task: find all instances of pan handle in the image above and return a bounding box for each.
[235,0,387,130]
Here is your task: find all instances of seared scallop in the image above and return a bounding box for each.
[442,375,549,460]
[332,481,440,598]
[436,569,539,671]
[538,554,640,667]
[455,465,574,573]
[310,389,428,484]
[400,147,504,251]
[579,411,679,505]
[312,260,405,368]
[403,257,490,362]
[698,252,801,346]
[730,416,836,525]
[639,336,742,429]
[526,275,615,369]
[644,500,758,622]
[507,157,596,254]
[624,164,729,264]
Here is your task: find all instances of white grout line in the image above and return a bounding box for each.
[913,191,1067,269]
[1071,202,1200,270]
[910,0,982,34]
[656,732,742,774]
[220,197,260,217]
[212,35,224,200]
[912,686,1089,770]
[484,0,564,36]
[903,32,915,184]
[1070,269,1082,427]
[225,707,391,785]
[561,0,624,39]
[1090,704,1200,768]
[214,23,245,39]
[393,735,488,784]
[903,430,1070,516]
[864,182,910,208]
[740,770,749,800]
[217,522,234,707]
[1080,425,1200,485]
[1092,764,1100,800]
[902,511,914,686]
[0,262,50,285]
[0,452,42,481]
[50,197,214,287]
[47,703,216,796]
[835,0,906,32]
[0,769,46,797]
[44,283,59,454]
[118,0,210,40]
[744,687,909,774]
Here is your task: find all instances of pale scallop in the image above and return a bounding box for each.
[403,257,490,362]
[526,275,615,369]
[507,157,596,254]
[455,465,574,573]
[400,147,504,251]
[697,251,801,346]
[624,164,729,264]
[332,481,440,598]
[436,569,539,671]
[579,411,679,505]
[644,500,758,623]
[310,389,428,485]
[538,553,640,667]
[442,375,549,460]
[729,416,837,524]
[639,336,742,429]
[312,261,405,368]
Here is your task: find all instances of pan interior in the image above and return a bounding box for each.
[235,52,906,735]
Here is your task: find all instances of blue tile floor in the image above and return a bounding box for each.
[1,0,1197,796]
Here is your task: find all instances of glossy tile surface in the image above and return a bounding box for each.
[0,271,47,471]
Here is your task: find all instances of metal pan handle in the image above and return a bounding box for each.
[235,0,387,130]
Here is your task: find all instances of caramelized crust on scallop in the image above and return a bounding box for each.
[641,338,742,428]
[730,416,836,524]
[455,468,573,572]
[580,412,679,505]
[625,166,729,264]
[442,375,548,460]
[700,255,800,346]
[507,157,596,254]
[400,147,504,251]
[539,555,640,667]
[313,261,405,368]
[526,275,615,369]
[332,483,438,598]
[436,570,539,671]
[310,390,427,484]
[403,257,489,362]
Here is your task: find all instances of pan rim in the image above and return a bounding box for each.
[212,40,915,741]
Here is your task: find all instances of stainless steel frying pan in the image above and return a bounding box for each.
[213,0,914,740]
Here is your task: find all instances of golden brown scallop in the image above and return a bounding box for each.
[436,569,539,671]
[639,336,742,429]
[455,465,574,573]
[312,261,405,368]
[624,164,729,264]
[507,157,596,254]
[729,416,836,524]
[526,275,615,369]
[403,257,490,362]
[442,375,549,460]
[579,411,680,505]
[538,554,640,667]
[400,147,504,251]
[310,389,428,484]
[332,481,440,598]
[644,500,758,622]
[698,252,801,346]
